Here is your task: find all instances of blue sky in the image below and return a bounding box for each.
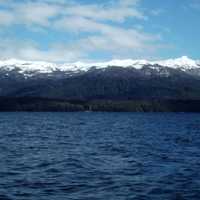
[0,0,199,62]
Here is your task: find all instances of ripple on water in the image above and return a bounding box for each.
[0,112,200,200]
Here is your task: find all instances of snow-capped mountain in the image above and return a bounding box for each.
[0,56,199,75]
[1,55,200,101]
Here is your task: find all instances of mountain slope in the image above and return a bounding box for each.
[0,56,200,101]
[0,56,199,75]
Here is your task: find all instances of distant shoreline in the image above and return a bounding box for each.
[1,97,200,112]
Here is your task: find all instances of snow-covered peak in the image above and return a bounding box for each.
[0,56,199,74]
[0,59,57,73]
[196,60,200,66]
[61,56,199,70]
[155,56,198,69]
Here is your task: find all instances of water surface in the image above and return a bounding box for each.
[0,112,200,200]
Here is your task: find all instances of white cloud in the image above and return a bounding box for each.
[0,39,84,62]
[55,16,160,57]
[0,0,146,26]
[0,0,165,62]
[0,10,14,26]
[0,1,62,27]
[118,0,139,6]
[16,2,61,27]
[63,3,146,23]
[150,9,164,16]
[190,1,200,10]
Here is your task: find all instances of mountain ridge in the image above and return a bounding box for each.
[0,56,199,75]
[1,55,200,110]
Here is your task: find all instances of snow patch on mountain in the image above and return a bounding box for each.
[0,59,57,73]
[0,56,199,75]
[62,56,199,70]
[155,56,198,69]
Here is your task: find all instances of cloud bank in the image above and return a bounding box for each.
[0,0,163,62]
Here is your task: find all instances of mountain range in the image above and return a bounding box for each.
[1,56,200,111]
[0,56,199,75]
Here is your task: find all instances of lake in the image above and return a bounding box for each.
[0,112,200,200]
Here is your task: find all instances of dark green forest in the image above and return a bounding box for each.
[1,97,200,112]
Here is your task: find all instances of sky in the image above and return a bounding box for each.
[0,0,199,62]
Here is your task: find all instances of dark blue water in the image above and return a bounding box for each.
[0,112,200,200]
